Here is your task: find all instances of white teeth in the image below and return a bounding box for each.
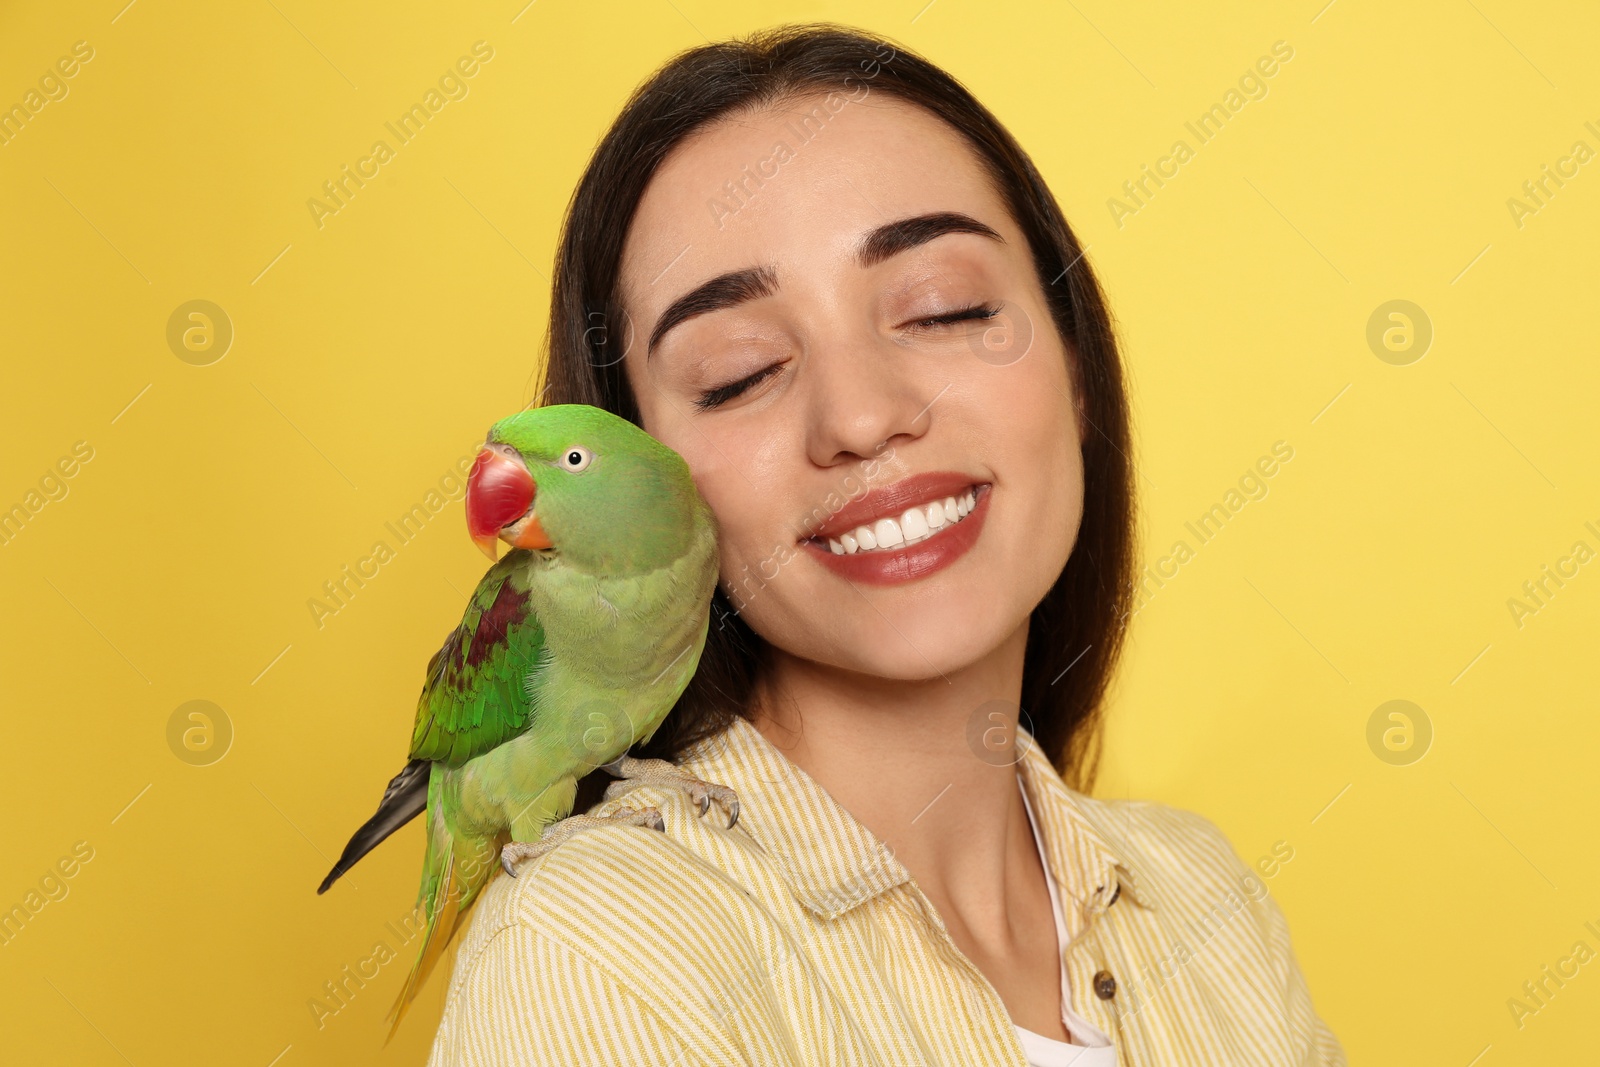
[822,487,983,557]
[901,507,929,543]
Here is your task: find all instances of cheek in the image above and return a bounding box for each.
[1029,384,1082,488]
[982,344,1085,549]
[638,418,786,602]
[981,332,1079,465]
[701,478,766,585]
[1028,386,1086,536]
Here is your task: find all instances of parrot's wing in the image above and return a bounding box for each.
[409,551,548,766]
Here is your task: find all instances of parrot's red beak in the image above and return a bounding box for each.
[465,444,551,559]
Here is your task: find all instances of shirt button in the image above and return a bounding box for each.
[1093,970,1117,1000]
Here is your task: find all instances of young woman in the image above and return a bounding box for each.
[426,23,1345,1067]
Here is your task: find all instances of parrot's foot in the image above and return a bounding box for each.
[600,756,741,829]
[500,807,665,878]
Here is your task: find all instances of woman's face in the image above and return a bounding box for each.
[618,92,1085,681]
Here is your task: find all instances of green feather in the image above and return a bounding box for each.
[408,550,545,766]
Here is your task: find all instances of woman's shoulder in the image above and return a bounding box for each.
[1050,790,1345,1064]
[1081,793,1264,879]
[428,787,770,1067]
[1065,791,1294,933]
[447,778,772,993]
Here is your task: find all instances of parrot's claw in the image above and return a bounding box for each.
[682,779,739,828]
[602,755,741,830]
[689,786,738,828]
[500,806,666,877]
[691,793,742,828]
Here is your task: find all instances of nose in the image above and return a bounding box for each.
[801,332,934,470]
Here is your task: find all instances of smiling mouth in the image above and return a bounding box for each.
[805,484,988,556]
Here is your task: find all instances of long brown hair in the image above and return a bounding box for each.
[539,22,1136,804]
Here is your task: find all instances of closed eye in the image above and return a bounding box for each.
[694,363,783,411]
[910,302,1002,329]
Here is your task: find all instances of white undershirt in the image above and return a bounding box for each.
[1014,776,1117,1067]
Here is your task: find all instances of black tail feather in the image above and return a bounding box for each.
[317,758,431,894]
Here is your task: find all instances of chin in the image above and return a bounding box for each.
[760,578,1030,683]
[848,618,1018,681]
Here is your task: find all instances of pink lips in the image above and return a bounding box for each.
[800,471,991,586]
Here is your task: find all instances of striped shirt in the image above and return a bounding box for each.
[425,716,1347,1066]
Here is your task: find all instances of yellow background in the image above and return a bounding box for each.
[3,0,1596,1062]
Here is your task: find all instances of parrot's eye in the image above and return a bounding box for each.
[557,446,593,473]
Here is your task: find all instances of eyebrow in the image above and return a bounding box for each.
[646,211,1004,356]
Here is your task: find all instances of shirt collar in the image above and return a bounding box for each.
[1013,723,1153,912]
[678,716,1153,919]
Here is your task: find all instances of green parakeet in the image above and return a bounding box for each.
[315,404,734,1038]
